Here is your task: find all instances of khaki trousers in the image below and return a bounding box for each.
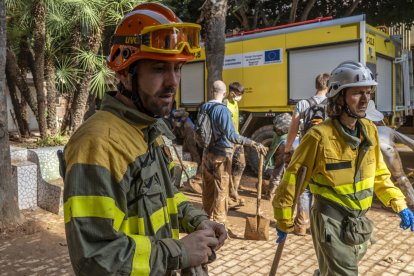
[229,145,246,203]
[202,151,232,223]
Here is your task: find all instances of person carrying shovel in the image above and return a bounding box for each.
[272,61,414,275]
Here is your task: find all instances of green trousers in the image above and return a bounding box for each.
[310,207,368,276]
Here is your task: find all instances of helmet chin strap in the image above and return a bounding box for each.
[343,99,365,119]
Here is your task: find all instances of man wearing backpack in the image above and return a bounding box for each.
[201,80,267,225]
[284,73,330,235]
[273,61,414,275]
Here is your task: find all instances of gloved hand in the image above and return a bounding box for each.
[252,142,268,156]
[399,208,414,232]
[180,228,219,267]
[276,228,287,243]
[196,220,227,249]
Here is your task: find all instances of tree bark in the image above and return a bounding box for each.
[68,27,102,134]
[33,0,47,138]
[45,56,57,135]
[289,0,299,23]
[8,47,38,118]
[0,0,23,230]
[300,0,317,21]
[5,50,30,136]
[199,0,228,100]
[344,0,362,16]
[60,26,81,134]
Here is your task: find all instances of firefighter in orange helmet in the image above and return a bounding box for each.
[63,3,226,275]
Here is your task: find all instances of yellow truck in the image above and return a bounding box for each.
[177,14,414,171]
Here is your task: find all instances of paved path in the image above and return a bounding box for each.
[1,204,413,275]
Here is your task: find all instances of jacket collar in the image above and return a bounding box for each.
[332,119,373,150]
[101,92,175,143]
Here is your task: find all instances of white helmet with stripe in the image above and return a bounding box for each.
[327,61,377,98]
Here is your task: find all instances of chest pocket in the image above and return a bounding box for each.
[322,142,355,187]
[127,156,170,236]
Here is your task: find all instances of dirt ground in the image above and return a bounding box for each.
[1,144,413,275]
[0,172,272,275]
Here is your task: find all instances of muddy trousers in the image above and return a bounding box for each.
[202,151,232,224]
[294,187,312,234]
[310,206,368,276]
[229,145,246,203]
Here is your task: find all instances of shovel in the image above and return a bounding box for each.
[244,154,270,240]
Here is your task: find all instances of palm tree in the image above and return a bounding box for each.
[0,0,23,230]
[5,0,141,136]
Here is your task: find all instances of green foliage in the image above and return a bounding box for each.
[36,134,69,147]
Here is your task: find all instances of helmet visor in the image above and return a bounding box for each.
[141,23,201,54]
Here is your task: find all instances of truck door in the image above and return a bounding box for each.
[179,61,205,107]
[376,56,393,113]
[288,43,359,102]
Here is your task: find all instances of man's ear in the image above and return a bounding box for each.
[116,69,132,91]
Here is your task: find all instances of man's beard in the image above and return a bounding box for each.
[139,86,176,117]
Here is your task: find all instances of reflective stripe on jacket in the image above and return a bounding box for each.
[272,118,407,232]
[63,93,208,275]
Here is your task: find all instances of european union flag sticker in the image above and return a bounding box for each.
[264,49,281,64]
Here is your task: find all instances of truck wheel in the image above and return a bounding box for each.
[245,125,276,177]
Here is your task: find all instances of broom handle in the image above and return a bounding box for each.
[257,154,264,215]
[269,166,308,276]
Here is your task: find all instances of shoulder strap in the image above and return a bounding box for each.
[307,97,317,107]
[206,102,223,116]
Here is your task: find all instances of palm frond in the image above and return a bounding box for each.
[88,56,115,99]
[55,56,81,93]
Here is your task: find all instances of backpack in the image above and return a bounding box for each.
[301,97,328,136]
[194,103,222,148]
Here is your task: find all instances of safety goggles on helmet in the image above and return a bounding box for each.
[111,23,201,55]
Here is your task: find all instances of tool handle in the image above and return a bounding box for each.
[269,166,308,276]
[257,154,264,215]
[171,144,191,180]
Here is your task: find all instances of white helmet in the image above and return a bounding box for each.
[327,61,377,98]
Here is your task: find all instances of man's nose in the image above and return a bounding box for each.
[361,92,370,101]
[165,69,180,87]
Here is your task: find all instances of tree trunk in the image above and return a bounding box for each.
[68,28,103,134]
[33,0,47,138]
[289,0,299,23]
[0,0,23,230]
[8,47,38,118]
[344,0,362,16]
[199,0,228,100]
[45,56,57,135]
[59,93,73,135]
[300,0,317,21]
[60,26,81,134]
[5,53,30,137]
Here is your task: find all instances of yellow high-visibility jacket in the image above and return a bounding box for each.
[63,92,208,275]
[273,118,407,232]
[225,99,239,133]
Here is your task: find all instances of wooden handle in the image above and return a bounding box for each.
[257,154,264,215]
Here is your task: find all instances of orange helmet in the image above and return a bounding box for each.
[107,3,201,72]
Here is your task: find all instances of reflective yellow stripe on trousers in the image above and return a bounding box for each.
[63,196,125,231]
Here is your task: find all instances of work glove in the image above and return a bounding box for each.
[196,220,227,250]
[276,228,287,243]
[399,208,414,232]
[252,142,268,156]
